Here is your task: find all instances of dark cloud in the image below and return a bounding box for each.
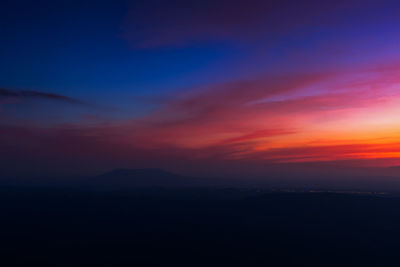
[123,0,392,48]
[0,88,83,104]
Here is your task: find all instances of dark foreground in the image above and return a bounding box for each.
[1,187,399,266]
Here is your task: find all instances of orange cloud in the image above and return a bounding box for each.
[119,63,400,167]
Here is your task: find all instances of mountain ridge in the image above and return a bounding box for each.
[93,168,197,187]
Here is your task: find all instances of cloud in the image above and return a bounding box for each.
[242,143,400,164]
[0,88,83,104]
[123,0,397,48]
[3,63,400,177]
[115,62,400,165]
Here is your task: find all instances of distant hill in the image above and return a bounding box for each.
[92,168,199,187]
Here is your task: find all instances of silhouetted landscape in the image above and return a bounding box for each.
[0,169,399,266]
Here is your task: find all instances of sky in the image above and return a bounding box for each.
[2,0,400,182]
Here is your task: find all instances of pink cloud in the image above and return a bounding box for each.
[3,62,400,176]
[112,62,400,166]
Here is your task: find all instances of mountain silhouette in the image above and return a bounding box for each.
[93,168,197,187]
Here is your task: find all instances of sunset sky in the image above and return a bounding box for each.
[2,0,400,179]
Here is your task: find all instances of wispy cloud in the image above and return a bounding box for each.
[116,62,400,164]
[0,88,83,104]
[2,63,400,176]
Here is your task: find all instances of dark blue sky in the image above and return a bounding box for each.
[1,0,240,120]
